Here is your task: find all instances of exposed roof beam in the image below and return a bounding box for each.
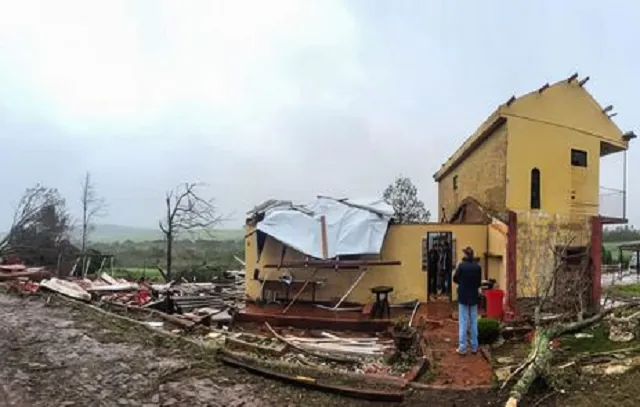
[538,83,550,93]
[567,73,579,83]
[578,76,590,87]
[623,131,637,141]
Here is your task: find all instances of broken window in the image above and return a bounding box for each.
[571,149,588,167]
[530,168,541,209]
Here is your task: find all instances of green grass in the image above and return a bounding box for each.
[604,283,640,298]
[111,267,164,282]
[71,224,244,243]
[603,240,640,262]
[560,323,640,355]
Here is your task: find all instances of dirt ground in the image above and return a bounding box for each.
[0,292,506,407]
[418,299,494,388]
[3,291,626,407]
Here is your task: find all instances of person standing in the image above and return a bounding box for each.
[441,241,452,295]
[453,246,482,355]
[427,242,440,299]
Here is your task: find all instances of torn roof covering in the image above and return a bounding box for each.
[250,197,394,259]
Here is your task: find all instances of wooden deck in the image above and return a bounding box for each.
[235,300,461,332]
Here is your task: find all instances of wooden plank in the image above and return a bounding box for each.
[265,322,358,364]
[332,268,367,310]
[264,260,401,269]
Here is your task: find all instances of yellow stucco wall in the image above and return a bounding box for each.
[504,80,627,217]
[505,119,600,218]
[505,81,625,149]
[438,124,508,222]
[487,219,508,292]
[244,224,488,305]
[515,211,591,298]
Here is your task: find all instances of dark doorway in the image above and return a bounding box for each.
[425,232,454,299]
[530,168,541,209]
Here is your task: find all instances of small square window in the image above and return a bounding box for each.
[571,149,587,167]
[453,175,458,190]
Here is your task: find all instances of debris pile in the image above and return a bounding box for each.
[280,332,393,357]
[224,325,419,379]
[607,310,640,342]
[0,257,247,334]
[0,264,52,282]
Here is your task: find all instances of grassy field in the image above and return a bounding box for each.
[604,283,640,298]
[111,267,164,282]
[72,224,244,243]
[603,240,640,262]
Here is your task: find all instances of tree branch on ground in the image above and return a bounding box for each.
[80,172,107,276]
[505,216,638,406]
[382,175,430,224]
[158,182,224,281]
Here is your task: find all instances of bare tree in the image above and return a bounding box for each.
[80,172,107,275]
[383,176,430,224]
[159,183,223,281]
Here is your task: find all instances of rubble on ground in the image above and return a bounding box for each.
[1,259,246,335]
[606,310,640,342]
[1,259,425,384]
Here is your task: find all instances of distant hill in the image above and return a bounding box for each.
[71,224,243,243]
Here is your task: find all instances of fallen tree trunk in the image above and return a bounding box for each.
[506,302,640,407]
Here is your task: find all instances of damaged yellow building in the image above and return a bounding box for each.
[244,75,634,315]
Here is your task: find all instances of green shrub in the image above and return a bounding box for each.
[477,318,501,344]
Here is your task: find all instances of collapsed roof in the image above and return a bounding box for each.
[247,197,394,259]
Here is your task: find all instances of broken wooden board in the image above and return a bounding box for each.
[40,278,91,301]
[225,333,288,357]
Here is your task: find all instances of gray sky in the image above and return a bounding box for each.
[0,0,638,230]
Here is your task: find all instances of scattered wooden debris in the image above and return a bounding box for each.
[265,322,360,364]
[40,278,91,301]
[225,332,288,357]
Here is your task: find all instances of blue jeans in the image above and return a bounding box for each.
[458,303,479,352]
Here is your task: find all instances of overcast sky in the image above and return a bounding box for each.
[0,0,638,230]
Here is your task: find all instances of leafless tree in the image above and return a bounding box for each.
[80,172,107,275]
[159,182,223,280]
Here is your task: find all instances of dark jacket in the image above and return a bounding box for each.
[453,257,482,305]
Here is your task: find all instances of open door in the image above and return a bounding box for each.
[425,231,454,300]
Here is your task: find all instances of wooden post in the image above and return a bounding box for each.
[506,211,518,318]
[320,215,328,259]
[590,217,602,310]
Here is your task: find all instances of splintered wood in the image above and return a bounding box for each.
[282,331,393,357]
